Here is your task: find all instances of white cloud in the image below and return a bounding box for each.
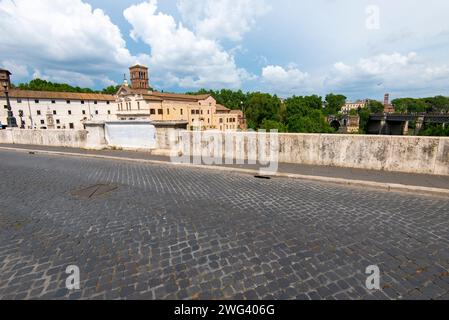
[0,0,148,86]
[325,52,449,98]
[31,69,117,88]
[1,60,29,78]
[261,65,310,95]
[124,0,255,89]
[177,0,270,41]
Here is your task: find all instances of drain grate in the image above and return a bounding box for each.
[71,184,118,199]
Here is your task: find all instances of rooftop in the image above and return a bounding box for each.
[0,69,11,75]
[0,89,115,101]
[129,64,148,70]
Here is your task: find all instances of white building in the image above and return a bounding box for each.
[1,69,116,129]
[341,100,367,114]
[0,90,116,130]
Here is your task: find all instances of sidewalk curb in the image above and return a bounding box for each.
[1,146,448,198]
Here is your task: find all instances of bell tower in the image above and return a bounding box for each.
[0,69,12,92]
[129,65,149,90]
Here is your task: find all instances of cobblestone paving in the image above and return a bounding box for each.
[0,150,449,300]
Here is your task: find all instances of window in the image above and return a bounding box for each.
[81,101,85,104]
[196,110,200,115]
[56,119,60,124]
[69,123,74,129]
[57,126,61,129]
[158,109,163,115]
[40,120,45,124]
[191,110,195,115]
[51,100,56,104]
[94,101,98,105]
[219,118,223,123]
[180,109,183,116]
[82,110,86,115]
[17,99,22,103]
[68,110,72,115]
[106,101,110,105]
[37,110,41,115]
[137,102,140,110]
[95,110,99,115]
[108,110,111,115]
[35,99,39,104]
[66,100,70,104]
[167,109,170,115]
[150,109,155,115]
[53,110,57,115]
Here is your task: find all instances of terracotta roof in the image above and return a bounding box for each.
[118,88,212,102]
[216,104,231,112]
[0,89,115,101]
[129,64,148,70]
[151,91,211,101]
[141,94,163,101]
[230,110,243,115]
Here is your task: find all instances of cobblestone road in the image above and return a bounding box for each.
[1,150,449,300]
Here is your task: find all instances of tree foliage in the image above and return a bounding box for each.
[392,96,449,113]
[16,78,120,95]
[284,96,334,133]
[418,123,449,136]
[324,94,346,115]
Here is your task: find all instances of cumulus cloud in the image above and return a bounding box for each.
[261,65,309,94]
[177,0,270,41]
[124,0,256,89]
[257,52,449,98]
[324,52,449,97]
[0,0,148,86]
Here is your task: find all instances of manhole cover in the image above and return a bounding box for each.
[71,184,118,199]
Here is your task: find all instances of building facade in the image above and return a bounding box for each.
[341,100,367,114]
[0,66,247,131]
[0,89,116,130]
[115,66,247,131]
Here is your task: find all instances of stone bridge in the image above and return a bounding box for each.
[367,113,449,135]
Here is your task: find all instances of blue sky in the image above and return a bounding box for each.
[1,0,449,101]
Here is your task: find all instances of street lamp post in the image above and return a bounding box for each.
[2,82,17,128]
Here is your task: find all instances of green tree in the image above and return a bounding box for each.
[367,100,384,113]
[284,96,333,133]
[260,119,287,132]
[101,85,121,94]
[418,124,449,136]
[18,78,96,93]
[245,92,281,129]
[324,94,346,115]
[16,78,123,95]
[392,98,427,113]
